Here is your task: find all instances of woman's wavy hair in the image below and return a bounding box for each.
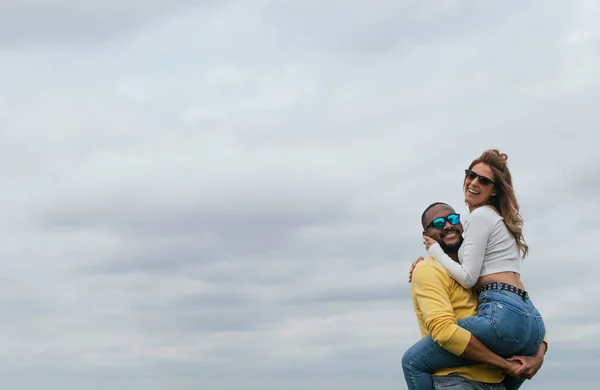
[466,149,528,258]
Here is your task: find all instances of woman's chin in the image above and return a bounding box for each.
[465,197,481,210]
[464,195,474,206]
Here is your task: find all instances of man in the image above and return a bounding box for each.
[403,202,547,389]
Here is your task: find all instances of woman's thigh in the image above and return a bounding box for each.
[459,301,529,357]
[402,335,473,372]
[515,300,546,356]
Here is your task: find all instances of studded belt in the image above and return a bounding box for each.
[477,282,528,300]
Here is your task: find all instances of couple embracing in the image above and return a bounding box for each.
[403,149,547,390]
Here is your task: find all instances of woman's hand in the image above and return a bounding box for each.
[408,256,424,283]
[423,235,437,250]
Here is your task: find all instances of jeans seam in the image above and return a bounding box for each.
[405,341,441,389]
[407,341,439,369]
[534,315,545,347]
[525,312,532,348]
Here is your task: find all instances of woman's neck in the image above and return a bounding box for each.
[468,204,492,213]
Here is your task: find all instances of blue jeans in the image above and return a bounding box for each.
[402,289,546,390]
[433,374,506,389]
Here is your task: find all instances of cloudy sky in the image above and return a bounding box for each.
[0,1,599,389]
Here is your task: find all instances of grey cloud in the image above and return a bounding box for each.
[191,259,305,286]
[42,181,355,276]
[81,243,214,275]
[262,0,534,56]
[0,0,217,47]
[139,310,271,333]
[41,179,351,235]
[131,295,278,335]
[0,364,218,390]
[286,283,405,303]
[40,165,413,281]
[133,290,258,312]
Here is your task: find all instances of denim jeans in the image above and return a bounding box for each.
[433,374,506,389]
[402,289,546,390]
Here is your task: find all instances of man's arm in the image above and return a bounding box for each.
[460,335,521,374]
[412,264,519,373]
[507,341,547,379]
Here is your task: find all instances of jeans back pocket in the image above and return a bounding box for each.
[490,301,529,344]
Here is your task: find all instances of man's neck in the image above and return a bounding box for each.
[446,251,460,263]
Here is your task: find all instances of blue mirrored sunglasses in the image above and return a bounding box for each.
[426,213,461,230]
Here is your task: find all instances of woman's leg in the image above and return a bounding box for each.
[518,299,546,356]
[402,335,473,390]
[402,299,530,390]
[501,299,547,390]
[467,295,531,356]
[403,290,544,390]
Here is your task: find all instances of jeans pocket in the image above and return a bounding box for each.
[490,301,528,344]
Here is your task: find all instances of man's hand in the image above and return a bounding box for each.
[506,354,544,379]
[408,256,424,283]
[423,235,437,250]
[504,360,524,377]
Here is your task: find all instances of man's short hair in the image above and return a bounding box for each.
[421,202,453,229]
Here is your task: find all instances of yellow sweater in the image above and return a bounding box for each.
[410,257,505,383]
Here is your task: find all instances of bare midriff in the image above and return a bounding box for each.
[474,271,525,291]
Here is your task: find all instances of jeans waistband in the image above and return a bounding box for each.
[477,282,528,300]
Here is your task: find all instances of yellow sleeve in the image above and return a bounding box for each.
[411,263,472,355]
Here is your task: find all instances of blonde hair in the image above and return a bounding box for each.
[466,149,529,258]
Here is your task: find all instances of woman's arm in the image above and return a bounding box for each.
[427,209,493,288]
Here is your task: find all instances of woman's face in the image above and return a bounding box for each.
[464,162,497,211]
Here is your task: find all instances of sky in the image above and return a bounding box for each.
[0,1,599,389]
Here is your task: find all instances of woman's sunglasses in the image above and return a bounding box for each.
[426,213,461,230]
[465,169,495,186]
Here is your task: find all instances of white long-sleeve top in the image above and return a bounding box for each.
[427,205,522,289]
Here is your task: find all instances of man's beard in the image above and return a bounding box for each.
[439,229,463,252]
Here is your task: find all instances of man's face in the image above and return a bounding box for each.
[423,205,463,251]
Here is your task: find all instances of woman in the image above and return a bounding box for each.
[402,149,546,390]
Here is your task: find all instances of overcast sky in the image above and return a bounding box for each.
[0,1,599,389]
